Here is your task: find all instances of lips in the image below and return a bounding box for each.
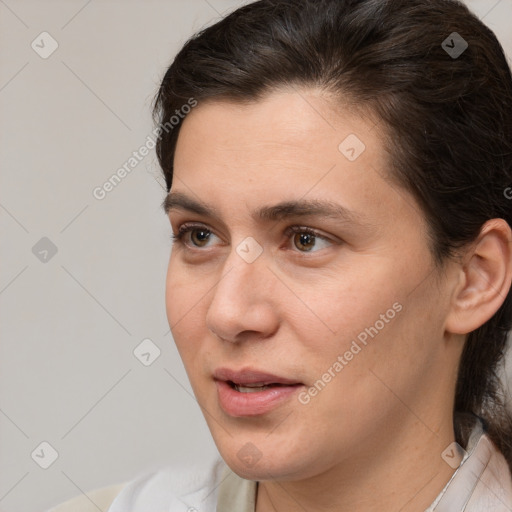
[213,367,304,417]
[213,367,303,387]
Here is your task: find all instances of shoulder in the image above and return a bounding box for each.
[107,456,227,512]
[466,434,512,511]
[433,432,512,511]
[46,483,126,512]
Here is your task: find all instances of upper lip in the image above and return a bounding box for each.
[213,367,303,386]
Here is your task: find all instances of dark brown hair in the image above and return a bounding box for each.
[153,0,512,468]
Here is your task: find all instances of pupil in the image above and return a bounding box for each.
[296,233,314,251]
[193,229,209,245]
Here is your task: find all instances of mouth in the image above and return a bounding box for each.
[213,367,305,416]
[213,367,303,388]
[227,381,293,393]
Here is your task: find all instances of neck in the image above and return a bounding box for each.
[255,414,458,512]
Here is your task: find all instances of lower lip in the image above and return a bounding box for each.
[215,380,303,417]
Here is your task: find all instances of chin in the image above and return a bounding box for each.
[224,455,289,481]
[215,436,314,482]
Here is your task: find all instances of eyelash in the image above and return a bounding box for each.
[170,223,333,253]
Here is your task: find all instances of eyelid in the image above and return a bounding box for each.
[171,222,221,248]
[171,222,337,253]
[282,225,334,252]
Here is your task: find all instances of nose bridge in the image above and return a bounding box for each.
[214,240,267,307]
[206,238,275,341]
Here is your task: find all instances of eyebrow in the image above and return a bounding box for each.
[162,191,365,226]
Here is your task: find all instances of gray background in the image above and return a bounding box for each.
[0,1,511,511]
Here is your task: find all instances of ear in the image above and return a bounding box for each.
[445,218,512,335]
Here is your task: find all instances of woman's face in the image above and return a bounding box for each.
[165,88,459,481]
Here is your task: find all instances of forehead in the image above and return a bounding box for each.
[176,88,380,153]
[173,88,386,194]
[171,89,426,227]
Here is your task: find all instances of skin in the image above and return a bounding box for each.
[164,87,512,512]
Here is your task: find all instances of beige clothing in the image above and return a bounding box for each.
[47,484,126,512]
[47,420,512,512]
[217,464,257,511]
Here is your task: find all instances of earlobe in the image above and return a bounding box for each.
[445,219,512,335]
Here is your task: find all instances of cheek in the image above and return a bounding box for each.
[320,287,443,422]
[291,261,439,405]
[294,305,422,448]
[165,257,207,355]
[165,258,182,329]
[285,265,401,347]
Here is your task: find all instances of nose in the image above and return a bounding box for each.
[205,246,279,344]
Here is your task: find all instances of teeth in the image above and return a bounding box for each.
[234,383,275,393]
[235,385,272,393]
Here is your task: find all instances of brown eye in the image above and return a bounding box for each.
[293,232,316,252]
[171,224,218,248]
[285,226,334,253]
[189,228,211,247]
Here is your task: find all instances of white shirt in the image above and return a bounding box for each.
[48,419,512,512]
